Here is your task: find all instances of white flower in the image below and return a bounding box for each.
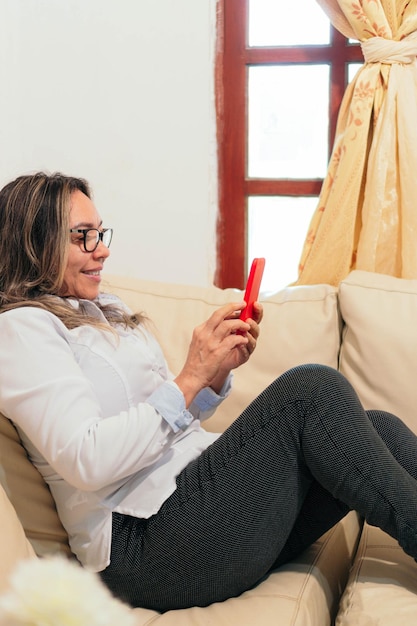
[0,557,136,626]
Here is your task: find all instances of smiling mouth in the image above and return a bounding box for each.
[83,270,101,276]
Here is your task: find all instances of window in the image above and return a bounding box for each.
[215,0,362,291]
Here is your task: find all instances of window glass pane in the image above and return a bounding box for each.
[248,196,317,293]
[248,65,329,179]
[348,62,363,83]
[248,0,330,47]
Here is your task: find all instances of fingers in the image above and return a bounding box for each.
[205,301,263,349]
[201,301,247,338]
[251,301,264,324]
[208,301,245,327]
[191,300,261,367]
[234,302,262,359]
[204,300,263,331]
[190,303,246,362]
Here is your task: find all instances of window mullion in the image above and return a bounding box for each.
[215,0,247,289]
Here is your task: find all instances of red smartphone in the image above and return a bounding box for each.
[239,257,265,322]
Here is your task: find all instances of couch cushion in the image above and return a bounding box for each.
[336,523,417,625]
[129,512,361,626]
[339,270,417,434]
[103,275,341,433]
[0,412,72,557]
[0,483,35,593]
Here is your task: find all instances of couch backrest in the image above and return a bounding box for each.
[339,270,417,435]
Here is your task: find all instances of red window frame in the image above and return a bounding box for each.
[215,0,363,288]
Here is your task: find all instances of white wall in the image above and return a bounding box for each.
[0,0,218,286]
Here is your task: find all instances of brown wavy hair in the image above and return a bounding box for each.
[0,172,142,330]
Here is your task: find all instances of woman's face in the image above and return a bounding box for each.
[60,190,110,300]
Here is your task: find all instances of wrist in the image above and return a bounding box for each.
[174,372,203,408]
[210,370,230,395]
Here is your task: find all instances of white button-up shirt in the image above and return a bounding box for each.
[0,295,229,571]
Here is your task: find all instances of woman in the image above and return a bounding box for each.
[0,172,417,612]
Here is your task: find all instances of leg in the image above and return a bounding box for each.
[100,365,417,610]
[272,482,350,568]
[299,380,417,553]
[366,409,417,479]
[275,407,417,566]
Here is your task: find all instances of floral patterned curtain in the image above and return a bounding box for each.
[296,0,417,286]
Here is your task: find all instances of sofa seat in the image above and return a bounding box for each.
[337,524,417,625]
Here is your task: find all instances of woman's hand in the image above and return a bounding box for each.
[210,300,263,392]
[174,300,263,407]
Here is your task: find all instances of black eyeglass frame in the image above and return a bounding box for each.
[69,228,113,253]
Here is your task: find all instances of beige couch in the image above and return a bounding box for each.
[1,269,417,624]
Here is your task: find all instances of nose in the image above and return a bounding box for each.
[93,239,111,259]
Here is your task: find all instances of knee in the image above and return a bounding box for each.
[275,364,355,404]
[281,363,342,387]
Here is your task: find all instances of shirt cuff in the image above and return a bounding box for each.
[147,380,194,433]
[193,373,233,411]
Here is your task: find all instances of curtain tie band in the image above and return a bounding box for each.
[361,30,417,64]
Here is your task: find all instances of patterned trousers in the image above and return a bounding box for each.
[100,364,417,611]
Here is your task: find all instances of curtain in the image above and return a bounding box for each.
[295,0,417,286]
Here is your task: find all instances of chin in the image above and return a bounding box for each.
[82,289,100,301]
[61,288,100,301]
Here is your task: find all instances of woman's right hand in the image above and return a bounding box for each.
[173,301,251,407]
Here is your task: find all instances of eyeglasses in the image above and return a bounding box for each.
[69,228,113,253]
